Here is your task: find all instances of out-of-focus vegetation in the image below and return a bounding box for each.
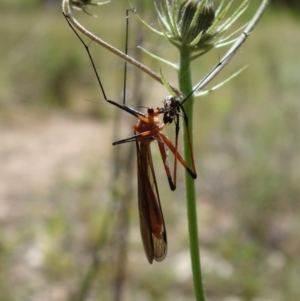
[272,0,300,10]
[0,1,300,301]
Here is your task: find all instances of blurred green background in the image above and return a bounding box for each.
[0,0,300,301]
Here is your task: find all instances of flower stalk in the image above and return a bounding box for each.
[179,43,205,301]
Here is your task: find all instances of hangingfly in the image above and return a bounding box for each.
[107,100,196,262]
[64,10,196,263]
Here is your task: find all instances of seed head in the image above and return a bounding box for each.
[178,0,215,45]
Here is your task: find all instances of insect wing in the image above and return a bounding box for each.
[136,140,167,263]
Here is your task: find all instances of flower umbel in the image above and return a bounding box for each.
[139,0,249,58]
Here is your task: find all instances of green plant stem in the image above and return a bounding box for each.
[179,44,205,301]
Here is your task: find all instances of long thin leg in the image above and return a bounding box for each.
[156,140,176,191]
[178,103,197,177]
[158,132,197,180]
[63,13,109,102]
[122,8,136,104]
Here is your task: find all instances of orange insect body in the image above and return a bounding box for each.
[132,106,196,262]
[134,108,164,135]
